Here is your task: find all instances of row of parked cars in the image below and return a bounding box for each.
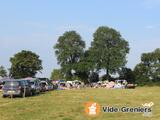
[1,77,55,98]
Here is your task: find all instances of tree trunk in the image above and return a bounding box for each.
[106,69,110,80]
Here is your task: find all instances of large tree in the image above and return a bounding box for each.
[54,31,85,80]
[10,50,43,78]
[134,48,160,85]
[0,66,7,77]
[119,67,135,83]
[90,26,129,80]
[74,50,96,83]
[50,69,64,80]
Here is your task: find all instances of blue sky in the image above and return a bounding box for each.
[0,0,160,77]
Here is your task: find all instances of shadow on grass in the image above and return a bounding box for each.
[138,82,160,87]
[1,91,49,99]
[62,118,73,120]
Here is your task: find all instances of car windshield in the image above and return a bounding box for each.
[4,81,19,86]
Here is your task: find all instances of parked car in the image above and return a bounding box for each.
[126,84,137,89]
[39,81,53,91]
[0,78,11,89]
[114,80,127,89]
[51,80,58,89]
[24,78,41,95]
[0,80,4,89]
[38,78,55,91]
[2,79,32,97]
[39,81,47,92]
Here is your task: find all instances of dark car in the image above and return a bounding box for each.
[2,79,32,98]
[0,80,4,89]
[0,78,11,89]
[28,78,41,95]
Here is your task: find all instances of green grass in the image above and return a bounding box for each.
[0,87,160,120]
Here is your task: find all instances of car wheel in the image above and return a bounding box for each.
[30,91,33,96]
[22,91,27,97]
[2,95,7,98]
[19,92,23,97]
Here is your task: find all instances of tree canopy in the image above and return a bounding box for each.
[0,66,7,77]
[134,48,160,85]
[50,69,64,80]
[53,27,130,82]
[90,26,129,80]
[119,67,135,83]
[9,50,43,79]
[54,31,85,80]
[74,50,95,83]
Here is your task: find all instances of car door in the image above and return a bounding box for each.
[20,81,26,96]
[35,80,40,93]
[23,80,30,96]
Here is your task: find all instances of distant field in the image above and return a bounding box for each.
[0,87,160,120]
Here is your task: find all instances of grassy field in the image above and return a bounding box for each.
[0,87,160,120]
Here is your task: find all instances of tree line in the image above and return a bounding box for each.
[0,26,159,85]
